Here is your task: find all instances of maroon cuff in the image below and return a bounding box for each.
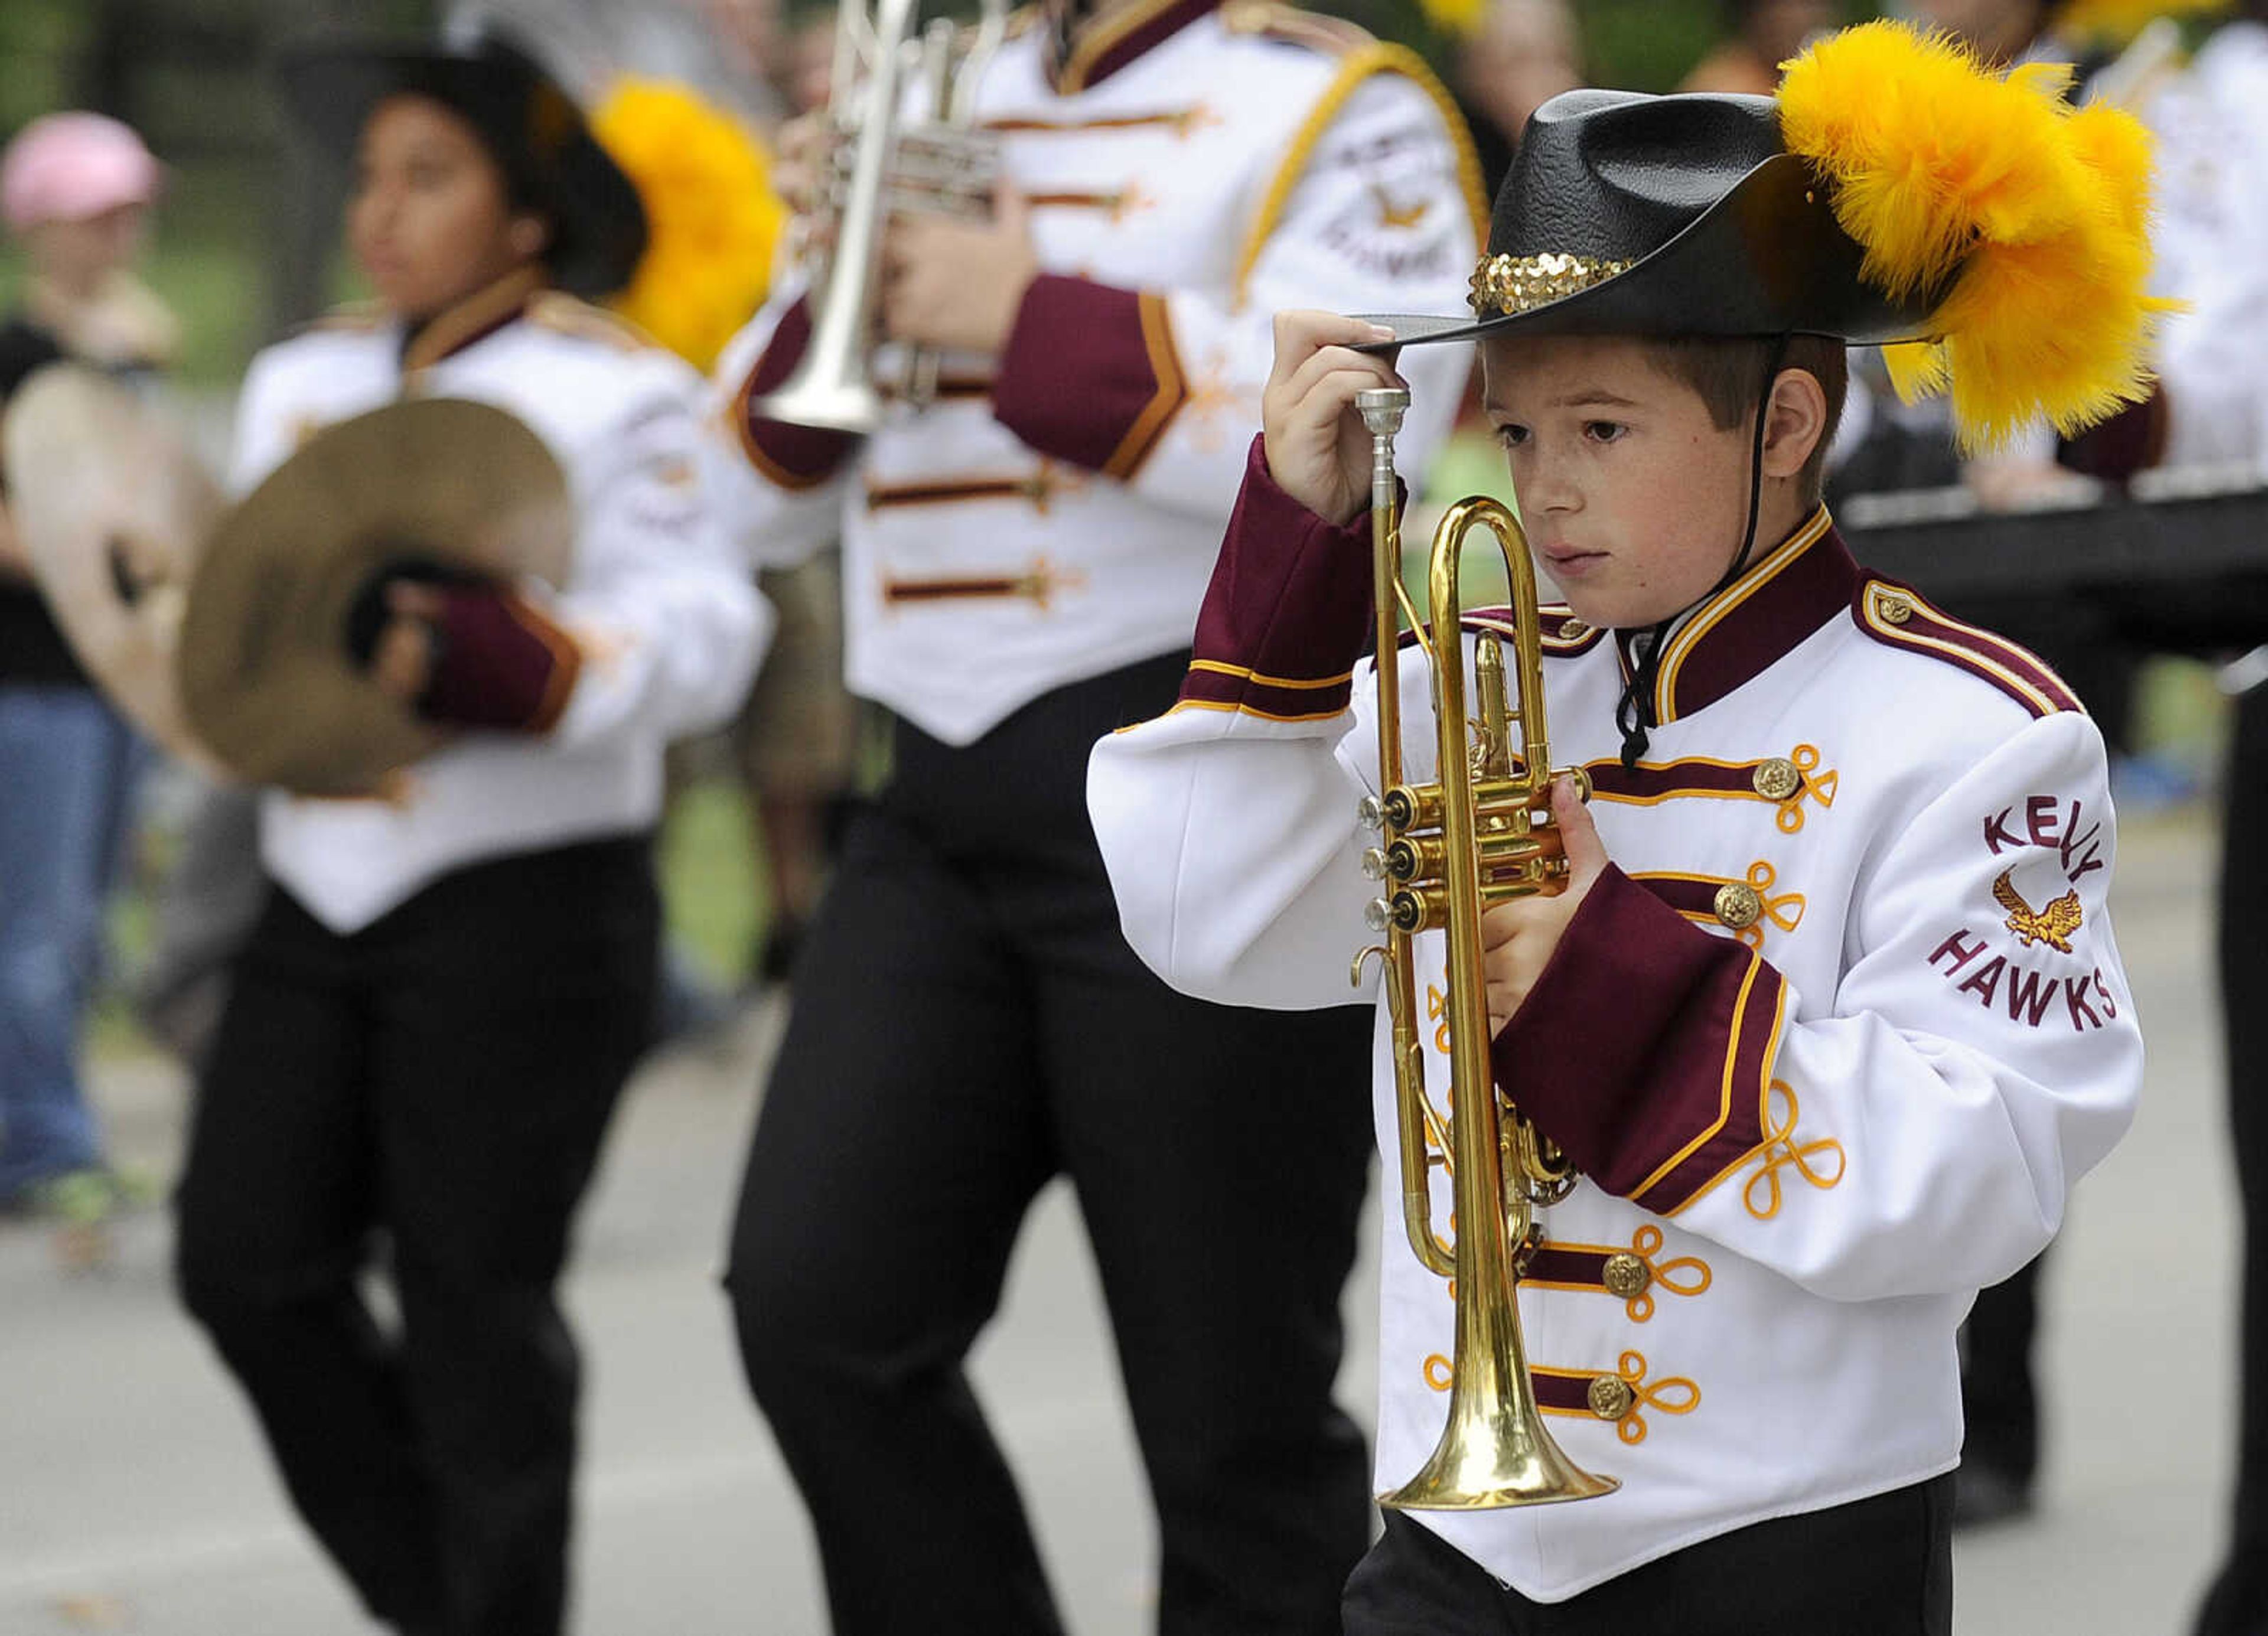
[2056,385,2168,484]
[1174,436,1381,721]
[732,296,858,490]
[1492,865,1788,1215]
[992,275,1184,480]
[417,587,581,734]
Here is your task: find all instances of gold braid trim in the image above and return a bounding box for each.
[1230,40,1489,310]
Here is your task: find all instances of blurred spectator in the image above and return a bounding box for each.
[1679,0,1836,93]
[1454,0,1581,197]
[0,112,169,1242]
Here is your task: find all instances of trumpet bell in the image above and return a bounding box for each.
[1381,1341,1621,1510]
[751,372,886,436]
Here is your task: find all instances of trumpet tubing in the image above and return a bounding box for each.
[1351,386,1616,1512]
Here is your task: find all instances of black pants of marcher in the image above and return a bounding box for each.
[1344,1477,1955,1636]
[725,651,1376,1636]
[2199,685,2268,1636]
[174,838,659,1636]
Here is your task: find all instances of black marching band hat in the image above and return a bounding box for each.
[1369,19,2171,449]
[276,27,649,298]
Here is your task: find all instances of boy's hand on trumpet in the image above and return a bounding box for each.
[1261,309,1406,528]
[1482,776,1609,1035]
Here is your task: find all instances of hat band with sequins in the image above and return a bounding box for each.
[1468,252,1635,318]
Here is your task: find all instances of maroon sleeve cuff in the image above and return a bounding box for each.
[1174,436,1381,721]
[417,587,581,735]
[732,296,858,490]
[1492,865,1790,1216]
[2055,384,2168,484]
[992,275,1185,481]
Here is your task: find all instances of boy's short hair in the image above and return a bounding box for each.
[1639,334,1847,504]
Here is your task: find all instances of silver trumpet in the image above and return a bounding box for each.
[756,0,1008,434]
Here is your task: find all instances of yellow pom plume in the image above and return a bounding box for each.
[1779,19,2172,449]
[592,78,787,373]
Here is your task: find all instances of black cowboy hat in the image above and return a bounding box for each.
[1368,88,1957,351]
[277,31,647,299]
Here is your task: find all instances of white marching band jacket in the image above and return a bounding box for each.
[230,276,767,932]
[2145,19,2268,471]
[711,0,1480,745]
[1087,451,2144,1599]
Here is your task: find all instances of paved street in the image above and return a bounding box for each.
[0,801,2246,1635]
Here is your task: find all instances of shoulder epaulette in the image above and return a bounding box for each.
[1218,0,1374,57]
[527,291,654,354]
[1852,578,2082,719]
[296,301,387,337]
[1227,26,1487,306]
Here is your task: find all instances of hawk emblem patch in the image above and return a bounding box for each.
[1993,870,2083,954]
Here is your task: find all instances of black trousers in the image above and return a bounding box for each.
[725,652,1376,1636]
[2199,685,2268,1636]
[174,838,659,1636]
[1344,1477,1955,1636]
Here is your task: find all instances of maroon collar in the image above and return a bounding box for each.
[1045,0,1220,93]
[1612,507,1859,724]
[400,266,545,375]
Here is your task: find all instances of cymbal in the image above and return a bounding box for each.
[3,363,226,774]
[177,396,574,796]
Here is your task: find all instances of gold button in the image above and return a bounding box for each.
[1713,881,1762,930]
[1588,1375,1636,1420]
[1878,592,1914,626]
[1601,1252,1651,1299]
[1752,757,1801,801]
[1557,618,1591,641]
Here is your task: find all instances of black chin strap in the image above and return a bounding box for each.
[1612,333,1791,768]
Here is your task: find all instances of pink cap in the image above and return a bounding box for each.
[1,113,161,233]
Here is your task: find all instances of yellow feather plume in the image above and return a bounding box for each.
[1778,19,2172,449]
[592,78,787,373]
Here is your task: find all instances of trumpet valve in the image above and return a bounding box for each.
[1361,847,1392,881]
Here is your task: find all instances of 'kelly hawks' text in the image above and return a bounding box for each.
[1922,793,2119,1034]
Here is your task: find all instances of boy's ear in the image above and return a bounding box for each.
[1759,366,1828,482]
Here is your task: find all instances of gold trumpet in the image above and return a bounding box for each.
[1350,386,1617,1511]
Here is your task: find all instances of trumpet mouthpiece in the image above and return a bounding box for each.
[1356,386,1410,438]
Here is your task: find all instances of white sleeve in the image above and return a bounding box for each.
[226,350,295,498]
[1513,709,2143,1303]
[705,278,857,569]
[546,366,771,748]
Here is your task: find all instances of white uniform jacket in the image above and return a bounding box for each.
[231,273,768,933]
[711,0,1480,745]
[1088,444,2144,1599]
[2144,20,2268,471]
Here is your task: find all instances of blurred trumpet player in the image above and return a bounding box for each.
[710,0,1480,1630]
